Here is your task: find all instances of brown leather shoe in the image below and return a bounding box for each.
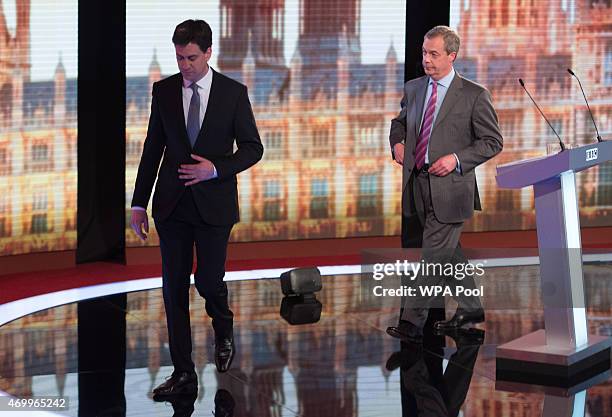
[152,371,197,397]
[215,338,235,373]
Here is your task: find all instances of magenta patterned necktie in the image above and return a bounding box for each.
[415,81,438,170]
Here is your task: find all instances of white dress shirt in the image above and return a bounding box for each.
[132,68,216,212]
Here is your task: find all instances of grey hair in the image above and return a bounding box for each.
[425,25,460,56]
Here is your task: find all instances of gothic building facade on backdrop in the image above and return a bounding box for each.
[1,0,611,255]
[455,0,612,230]
[126,0,405,246]
[0,0,77,255]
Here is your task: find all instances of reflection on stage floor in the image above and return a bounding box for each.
[0,263,610,416]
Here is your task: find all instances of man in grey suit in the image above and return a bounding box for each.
[386,26,503,341]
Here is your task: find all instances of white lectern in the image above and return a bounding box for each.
[495,141,612,382]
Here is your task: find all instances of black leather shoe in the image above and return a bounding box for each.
[433,327,485,347]
[159,392,197,416]
[386,341,424,371]
[385,351,402,371]
[215,338,235,373]
[434,308,485,330]
[386,321,424,342]
[214,389,236,417]
[152,371,197,397]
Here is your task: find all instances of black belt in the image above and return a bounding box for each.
[415,163,429,175]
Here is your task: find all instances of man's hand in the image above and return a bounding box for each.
[393,143,405,165]
[429,154,457,176]
[130,209,149,241]
[178,154,216,186]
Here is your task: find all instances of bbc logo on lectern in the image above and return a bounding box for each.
[586,148,598,162]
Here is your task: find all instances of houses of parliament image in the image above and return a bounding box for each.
[1,0,611,255]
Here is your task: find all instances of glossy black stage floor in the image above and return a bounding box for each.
[0,262,611,416]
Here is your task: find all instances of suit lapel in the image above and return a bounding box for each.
[431,73,463,134]
[173,74,192,150]
[193,68,219,148]
[414,76,429,138]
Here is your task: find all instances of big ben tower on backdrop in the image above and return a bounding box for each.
[218,0,286,71]
[298,0,361,67]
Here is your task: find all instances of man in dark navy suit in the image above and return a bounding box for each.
[130,19,263,397]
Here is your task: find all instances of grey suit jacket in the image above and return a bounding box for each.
[389,72,503,223]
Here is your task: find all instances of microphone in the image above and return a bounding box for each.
[518,78,566,151]
[567,68,602,142]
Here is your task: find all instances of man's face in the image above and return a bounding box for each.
[175,42,211,82]
[422,36,456,81]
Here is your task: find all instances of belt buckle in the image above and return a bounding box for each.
[420,163,429,174]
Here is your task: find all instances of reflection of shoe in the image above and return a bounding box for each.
[385,351,402,371]
[153,392,197,416]
[214,389,236,417]
[434,308,484,330]
[152,371,197,397]
[215,338,235,373]
[386,341,424,371]
[434,327,485,347]
[386,321,424,342]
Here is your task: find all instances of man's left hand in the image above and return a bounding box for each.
[179,154,216,186]
[429,154,457,176]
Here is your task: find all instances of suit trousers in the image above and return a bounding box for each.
[401,169,482,328]
[155,188,234,373]
[400,188,447,331]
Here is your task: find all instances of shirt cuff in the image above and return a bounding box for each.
[131,206,146,211]
[212,164,218,179]
[453,153,462,174]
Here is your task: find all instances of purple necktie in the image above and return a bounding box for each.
[415,81,438,170]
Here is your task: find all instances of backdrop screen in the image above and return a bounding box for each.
[0,0,77,256]
[450,0,612,230]
[125,0,407,246]
[125,0,612,248]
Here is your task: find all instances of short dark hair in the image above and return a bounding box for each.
[172,19,213,52]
